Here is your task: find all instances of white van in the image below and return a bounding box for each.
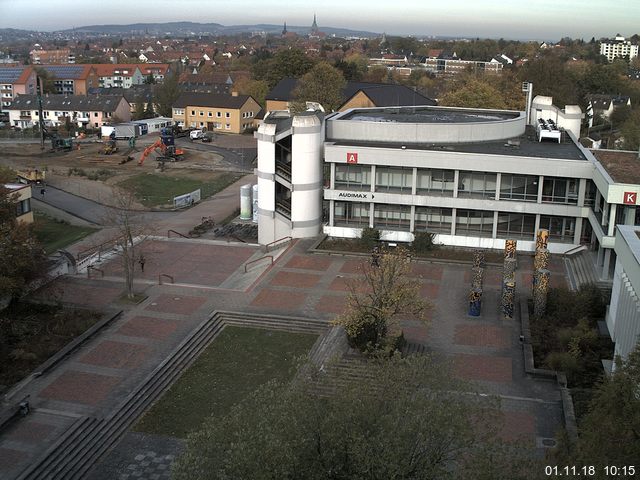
[190,129,205,140]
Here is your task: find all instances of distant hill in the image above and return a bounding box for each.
[63,21,378,38]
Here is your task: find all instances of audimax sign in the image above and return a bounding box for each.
[335,191,375,200]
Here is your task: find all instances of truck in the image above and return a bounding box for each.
[101,123,142,140]
[16,168,45,185]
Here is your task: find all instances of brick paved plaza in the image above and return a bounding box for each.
[0,216,569,478]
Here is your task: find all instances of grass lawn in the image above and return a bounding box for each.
[133,326,318,438]
[33,212,97,254]
[117,172,242,208]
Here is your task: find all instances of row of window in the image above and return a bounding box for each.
[188,110,255,118]
[333,202,576,242]
[334,165,581,205]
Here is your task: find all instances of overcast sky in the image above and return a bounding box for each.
[1,0,637,41]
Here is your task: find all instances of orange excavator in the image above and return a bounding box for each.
[138,134,184,166]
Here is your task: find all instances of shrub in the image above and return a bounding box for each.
[359,227,380,249]
[411,231,436,254]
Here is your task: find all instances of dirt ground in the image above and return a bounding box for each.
[0,139,237,207]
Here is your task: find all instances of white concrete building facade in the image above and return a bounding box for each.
[606,225,640,362]
[599,35,639,62]
[256,105,640,283]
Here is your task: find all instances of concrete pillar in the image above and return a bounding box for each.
[329,200,334,226]
[574,217,583,245]
[597,244,604,268]
[495,173,501,200]
[451,209,457,236]
[453,170,460,198]
[602,249,612,281]
[370,165,376,193]
[537,175,544,203]
[369,202,374,228]
[492,211,498,238]
[330,162,335,189]
[534,214,541,237]
[578,178,586,207]
[409,205,416,232]
[608,204,617,236]
[411,167,417,195]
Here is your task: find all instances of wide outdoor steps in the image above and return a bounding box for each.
[564,251,611,293]
[17,311,327,480]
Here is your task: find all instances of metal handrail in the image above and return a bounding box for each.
[87,266,104,278]
[77,236,121,261]
[244,255,273,273]
[158,273,174,285]
[563,244,587,258]
[168,229,189,239]
[265,236,292,252]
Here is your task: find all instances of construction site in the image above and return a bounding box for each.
[0,130,257,210]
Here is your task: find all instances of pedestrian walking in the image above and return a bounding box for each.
[40,187,46,197]
[371,246,380,267]
[138,254,146,272]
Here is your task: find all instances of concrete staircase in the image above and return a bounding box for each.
[564,251,611,294]
[16,311,328,480]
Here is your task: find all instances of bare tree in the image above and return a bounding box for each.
[103,188,154,299]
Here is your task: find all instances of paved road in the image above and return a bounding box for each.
[176,138,256,172]
[38,185,176,226]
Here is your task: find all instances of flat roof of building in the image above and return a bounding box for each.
[332,126,587,161]
[338,106,520,124]
[590,149,640,184]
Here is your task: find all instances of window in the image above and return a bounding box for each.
[225,112,230,118]
[216,111,221,117]
[416,168,454,195]
[16,198,31,216]
[199,111,204,116]
[499,174,538,202]
[94,112,98,117]
[496,212,536,239]
[335,164,371,191]
[456,209,494,237]
[539,215,575,243]
[374,204,411,231]
[191,110,195,116]
[375,167,412,193]
[415,207,452,233]
[458,171,497,198]
[225,123,230,130]
[542,177,578,204]
[199,122,204,127]
[208,112,212,117]
[334,201,369,227]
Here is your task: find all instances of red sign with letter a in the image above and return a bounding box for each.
[624,192,637,205]
[346,152,358,164]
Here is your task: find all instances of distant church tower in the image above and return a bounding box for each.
[282,21,287,36]
[311,14,319,35]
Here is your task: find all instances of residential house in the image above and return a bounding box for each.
[264,78,436,113]
[93,64,145,89]
[30,48,75,64]
[0,66,37,112]
[37,65,99,95]
[139,64,170,83]
[8,94,131,129]
[89,85,155,116]
[4,184,33,224]
[586,94,632,127]
[172,92,260,134]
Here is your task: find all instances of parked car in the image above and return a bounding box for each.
[202,132,215,143]
[190,129,205,140]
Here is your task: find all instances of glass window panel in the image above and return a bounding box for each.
[500,174,538,202]
[375,167,412,193]
[335,165,371,191]
[416,168,454,196]
[374,204,411,231]
[496,212,536,240]
[415,207,452,233]
[334,201,370,227]
[455,209,494,237]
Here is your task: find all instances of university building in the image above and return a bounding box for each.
[256,101,640,286]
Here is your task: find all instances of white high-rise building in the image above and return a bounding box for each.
[600,34,638,62]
